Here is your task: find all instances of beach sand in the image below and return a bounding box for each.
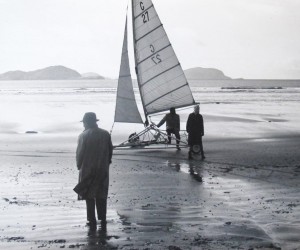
[1,82,300,249]
[0,126,299,249]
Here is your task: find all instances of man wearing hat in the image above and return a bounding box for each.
[75,112,113,230]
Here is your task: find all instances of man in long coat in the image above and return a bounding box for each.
[186,105,205,160]
[75,112,113,230]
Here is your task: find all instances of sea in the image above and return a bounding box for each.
[1,79,300,102]
[1,79,300,108]
[1,79,300,140]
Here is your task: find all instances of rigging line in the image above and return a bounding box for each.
[135,24,163,43]
[134,4,154,19]
[141,63,180,87]
[145,83,189,108]
[137,44,171,65]
[109,122,115,135]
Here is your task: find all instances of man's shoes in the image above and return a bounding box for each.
[202,155,206,160]
[176,146,181,150]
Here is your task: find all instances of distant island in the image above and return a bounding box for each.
[0,65,232,80]
[0,66,105,80]
[184,67,231,80]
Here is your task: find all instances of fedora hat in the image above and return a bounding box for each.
[81,112,99,123]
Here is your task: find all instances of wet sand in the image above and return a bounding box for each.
[0,131,300,249]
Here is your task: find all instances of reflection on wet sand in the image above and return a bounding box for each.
[86,228,118,249]
[166,160,203,182]
[116,204,183,248]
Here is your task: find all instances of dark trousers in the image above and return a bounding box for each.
[166,128,180,146]
[86,198,107,223]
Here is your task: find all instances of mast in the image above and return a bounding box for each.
[131,0,149,125]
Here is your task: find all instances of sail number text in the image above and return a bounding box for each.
[150,45,162,65]
[140,2,149,23]
[142,11,149,23]
[140,2,162,65]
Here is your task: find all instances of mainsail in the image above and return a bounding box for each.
[132,0,195,116]
[114,16,143,124]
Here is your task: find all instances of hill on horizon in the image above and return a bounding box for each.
[184,67,231,80]
[0,66,105,80]
[0,65,232,81]
[81,72,105,80]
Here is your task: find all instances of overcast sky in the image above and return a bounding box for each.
[0,0,299,79]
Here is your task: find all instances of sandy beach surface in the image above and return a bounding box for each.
[1,133,300,250]
[1,80,300,249]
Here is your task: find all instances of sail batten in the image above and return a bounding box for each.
[141,63,181,87]
[132,0,195,116]
[138,43,171,65]
[134,4,153,18]
[135,24,163,43]
[145,83,189,107]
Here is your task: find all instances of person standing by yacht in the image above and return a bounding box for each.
[157,107,181,150]
[186,105,205,160]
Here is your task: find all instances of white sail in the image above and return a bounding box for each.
[132,0,195,116]
[114,16,143,124]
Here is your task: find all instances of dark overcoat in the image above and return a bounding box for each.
[76,126,113,200]
[186,113,204,145]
